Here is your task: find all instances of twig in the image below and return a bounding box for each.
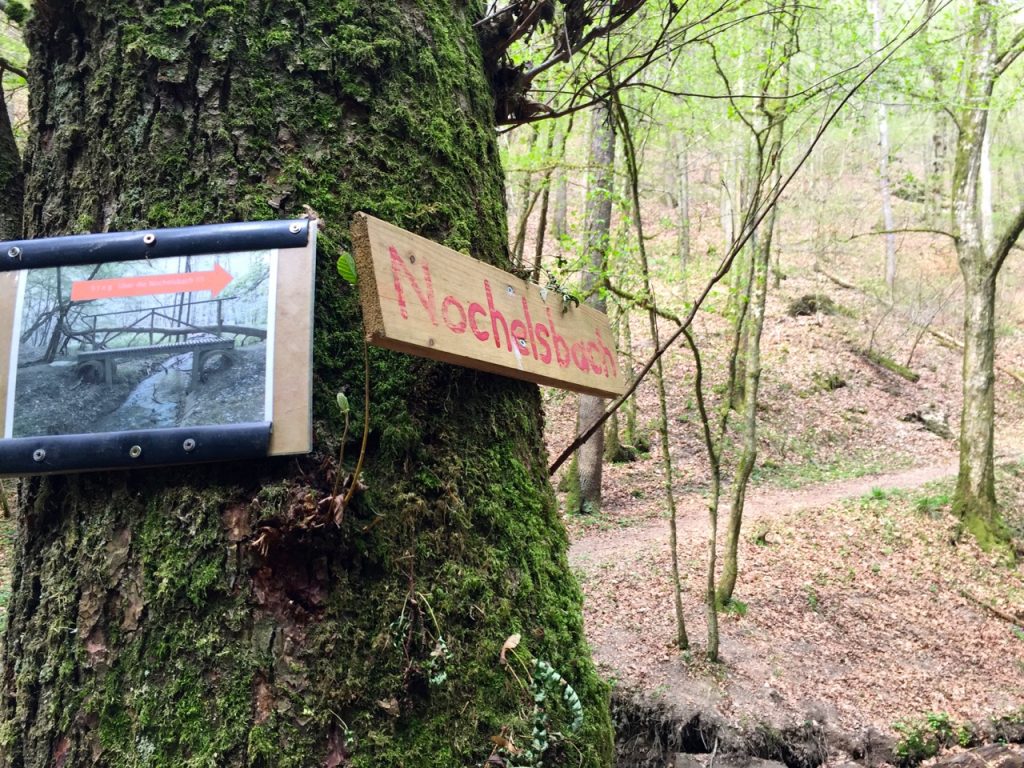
[959,589,1024,626]
[815,265,1024,387]
[0,56,27,80]
[342,342,370,508]
[547,0,949,476]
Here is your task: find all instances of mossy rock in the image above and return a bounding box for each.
[787,294,838,317]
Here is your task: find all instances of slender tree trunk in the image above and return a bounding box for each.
[0,83,21,241]
[551,116,573,254]
[674,137,691,273]
[0,4,614,766]
[683,331,720,661]
[512,126,539,265]
[531,124,558,280]
[614,94,687,650]
[955,270,1001,539]
[575,103,615,515]
[868,0,897,298]
[949,0,1012,552]
[620,309,643,449]
[718,3,796,604]
[717,162,779,605]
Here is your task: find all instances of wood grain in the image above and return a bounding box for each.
[268,241,316,456]
[352,213,627,398]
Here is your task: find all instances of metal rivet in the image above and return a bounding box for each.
[142,233,156,246]
[182,438,196,453]
[428,338,435,347]
[289,222,303,234]
[7,246,22,259]
[506,285,515,296]
[409,253,416,263]
[32,448,46,462]
[129,445,143,459]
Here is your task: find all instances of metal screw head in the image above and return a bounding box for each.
[129,445,143,459]
[7,246,22,259]
[32,448,46,462]
[289,222,303,234]
[182,438,196,453]
[142,233,156,246]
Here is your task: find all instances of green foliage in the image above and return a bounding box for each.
[804,585,820,612]
[336,252,358,285]
[720,598,748,617]
[812,370,847,392]
[914,492,951,518]
[892,712,972,766]
[859,348,921,383]
[0,0,27,24]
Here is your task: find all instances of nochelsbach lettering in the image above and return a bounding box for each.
[388,244,617,380]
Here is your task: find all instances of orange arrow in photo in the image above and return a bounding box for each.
[71,263,234,302]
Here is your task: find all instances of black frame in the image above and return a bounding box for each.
[0,219,312,476]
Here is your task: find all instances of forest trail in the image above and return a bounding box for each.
[570,459,962,567]
[567,445,1024,737]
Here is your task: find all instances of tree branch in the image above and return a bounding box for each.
[0,57,27,80]
[547,0,953,476]
[993,201,1024,274]
[995,26,1024,77]
[846,227,957,241]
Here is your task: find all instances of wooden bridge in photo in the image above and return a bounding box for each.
[76,334,236,393]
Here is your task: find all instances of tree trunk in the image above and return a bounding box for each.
[954,269,1003,544]
[674,136,691,273]
[0,4,614,766]
[574,103,615,515]
[868,0,897,298]
[949,0,1011,552]
[0,82,21,241]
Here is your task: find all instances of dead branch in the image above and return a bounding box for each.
[815,265,1024,388]
[959,589,1024,626]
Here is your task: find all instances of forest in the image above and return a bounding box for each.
[0,1,1022,767]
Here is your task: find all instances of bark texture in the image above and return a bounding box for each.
[0,83,21,240]
[949,0,1012,551]
[0,3,614,766]
[574,103,615,515]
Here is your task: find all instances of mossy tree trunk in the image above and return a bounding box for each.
[574,103,615,515]
[950,0,1024,554]
[0,3,614,766]
[0,81,20,241]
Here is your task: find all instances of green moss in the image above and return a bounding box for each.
[3,1,614,766]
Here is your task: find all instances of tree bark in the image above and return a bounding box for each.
[574,102,615,515]
[674,136,691,273]
[0,3,614,766]
[868,0,897,298]
[949,0,1012,552]
[0,80,21,241]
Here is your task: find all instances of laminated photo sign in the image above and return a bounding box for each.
[0,219,317,476]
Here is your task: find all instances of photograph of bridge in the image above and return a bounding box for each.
[4,249,275,438]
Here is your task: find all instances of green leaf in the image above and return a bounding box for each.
[336,392,350,416]
[336,252,357,285]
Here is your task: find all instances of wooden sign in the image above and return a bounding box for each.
[0,219,316,476]
[352,213,627,398]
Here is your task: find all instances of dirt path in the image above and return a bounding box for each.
[570,460,962,567]
[569,453,1024,739]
